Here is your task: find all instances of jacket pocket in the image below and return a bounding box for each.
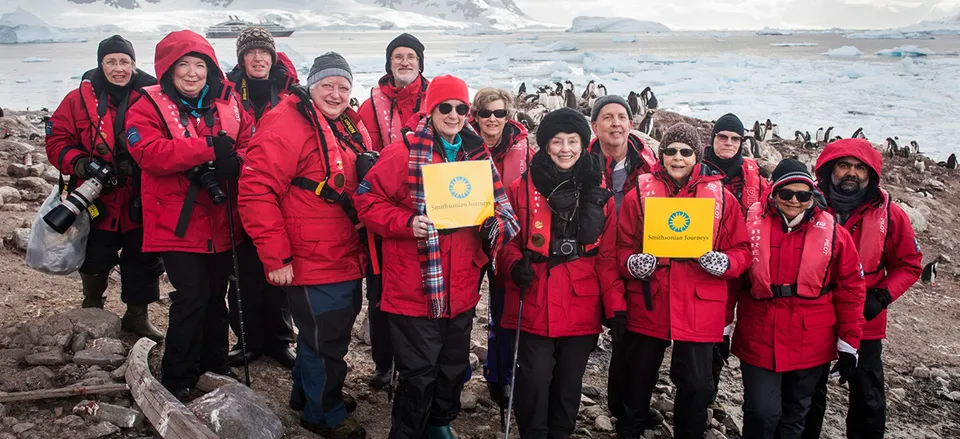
[802,309,837,329]
[573,277,601,296]
[694,283,727,335]
[800,309,838,364]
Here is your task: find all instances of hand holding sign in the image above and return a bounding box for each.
[422,161,495,229]
[642,198,716,258]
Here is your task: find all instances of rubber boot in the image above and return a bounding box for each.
[121,304,165,342]
[427,425,457,439]
[80,273,109,309]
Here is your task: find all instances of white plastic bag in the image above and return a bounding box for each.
[25,184,90,275]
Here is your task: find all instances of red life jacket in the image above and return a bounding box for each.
[79,81,116,156]
[523,178,601,258]
[746,204,837,299]
[636,173,724,265]
[369,79,427,149]
[741,158,763,209]
[856,189,891,275]
[140,85,241,140]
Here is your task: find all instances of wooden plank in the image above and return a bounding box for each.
[0,383,129,403]
[124,337,218,439]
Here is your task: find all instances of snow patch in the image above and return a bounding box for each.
[901,57,922,76]
[582,52,642,74]
[22,56,49,62]
[534,40,577,52]
[612,35,637,43]
[757,27,793,36]
[769,42,818,47]
[0,7,85,44]
[567,16,670,33]
[822,46,863,57]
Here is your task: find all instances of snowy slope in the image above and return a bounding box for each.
[0,7,85,43]
[361,0,532,28]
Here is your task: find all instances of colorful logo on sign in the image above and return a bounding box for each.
[668,211,691,232]
[449,176,471,199]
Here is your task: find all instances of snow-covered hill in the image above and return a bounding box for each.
[566,16,670,33]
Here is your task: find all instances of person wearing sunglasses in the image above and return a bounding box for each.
[701,112,771,416]
[355,75,520,439]
[588,95,658,211]
[802,139,922,439]
[615,122,751,439]
[728,158,867,439]
[467,87,534,407]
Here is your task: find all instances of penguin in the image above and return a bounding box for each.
[885,137,898,157]
[852,127,865,139]
[794,130,805,142]
[900,144,910,158]
[764,119,773,136]
[755,121,766,141]
[802,132,817,149]
[910,141,920,154]
[564,88,578,109]
[830,136,843,142]
[627,91,641,116]
[554,81,564,95]
[581,80,595,100]
[349,97,360,110]
[815,127,825,143]
[745,136,761,159]
[515,111,537,132]
[948,153,958,169]
[915,187,934,198]
[641,87,658,110]
[914,157,926,174]
[771,123,780,139]
[518,82,527,95]
[638,109,655,135]
[824,126,834,142]
[596,84,607,97]
[921,260,938,285]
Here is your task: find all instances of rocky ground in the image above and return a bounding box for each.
[0,108,958,438]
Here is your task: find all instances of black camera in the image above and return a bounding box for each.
[43,159,117,234]
[187,163,226,205]
[550,238,579,260]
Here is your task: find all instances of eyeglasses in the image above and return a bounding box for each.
[392,54,419,63]
[438,103,469,116]
[776,189,813,203]
[477,109,508,119]
[102,59,132,69]
[661,147,695,157]
[716,133,742,143]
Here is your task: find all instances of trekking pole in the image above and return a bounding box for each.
[492,282,506,430]
[503,251,531,439]
[387,360,396,402]
[220,132,250,387]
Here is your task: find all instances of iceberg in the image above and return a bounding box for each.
[770,43,818,47]
[876,45,932,57]
[844,30,935,40]
[612,35,637,43]
[534,41,578,52]
[822,46,863,57]
[0,7,85,44]
[757,27,793,36]
[567,16,670,33]
[22,56,50,62]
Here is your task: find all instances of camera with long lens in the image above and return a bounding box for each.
[43,159,117,234]
[550,237,580,261]
[187,163,226,205]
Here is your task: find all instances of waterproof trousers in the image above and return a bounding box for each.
[741,361,829,439]
[80,228,162,305]
[387,309,474,439]
[160,251,232,390]
[515,332,598,439]
[802,339,886,439]
[285,281,361,428]
[228,240,294,355]
[482,264,514,387]
[618,331,714,439]
[366,238,394,373]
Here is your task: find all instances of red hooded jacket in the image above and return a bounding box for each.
[226,51,300,123]
[358,74,429,151]
[814,138,922,340]
[730,201,866,372]
[46,68,156,232]
[470,119,534,188]
[616,165,751,342]
[125,30,254,253]
[238,93,371,286]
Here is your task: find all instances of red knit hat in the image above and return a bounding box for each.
[424,75,469,115]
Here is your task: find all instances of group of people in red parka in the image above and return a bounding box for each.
[45,26,922,439]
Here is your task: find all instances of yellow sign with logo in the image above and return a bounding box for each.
[642,197,716,258]
[423,160,495,230]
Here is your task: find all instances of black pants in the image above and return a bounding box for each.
[227,240,294,354]
[79,228,162,305]
[160,251,232,389]
[515,332,598,439]
[387,309,474,439]
[367,238,394,372]
[482,264,514,387]
[741,362,828,439]
[618,331,714,439]
[803,339,885,439]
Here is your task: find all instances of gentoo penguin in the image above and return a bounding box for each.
[914,157,926,173]
[638,109,655,135]
[564,87,578,109]
[794,130,806,142]
[627,91,641,116]
[596,84,607,97]
[744,136,761,159]
[349,97,360,110]
[948,153,958,169]
[815,127,825,143]
[755,121,766,141]
[921,260,938,285]
[771,123,780,139]
[915,187,934,198]
[885,137,899,157]
[518,82,527,95]
[764,119,774,138]
[852,127,865,139]
[581,80,595,100]
[641,87,658,110]
[824,126,834,142]
[802,132,817,149]
[554,81,564,96]
[910,140,920,154]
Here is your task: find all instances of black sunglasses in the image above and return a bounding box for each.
[776,189,813,203]
[477,109,508,119]
[716,133,743,143]
[438,103,469,116]
[662,147,695,157]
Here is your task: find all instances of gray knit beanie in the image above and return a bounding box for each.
[307,52,353,89]
[590,95,631,122]
[659,122,704,163]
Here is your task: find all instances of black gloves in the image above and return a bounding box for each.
[71,155,93,179]
[863,288,892,321]
[208,134,236,161]
[479,217,496,255]
[214,155,241,179]
[510,260,534,290]
[608,311,627,345]
[715,335,731,366]
[832,351,859,384]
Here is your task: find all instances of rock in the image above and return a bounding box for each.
[15,176,51,193]
[0,139,35,155]
[469,353,480,371]
[654,384,672,395]
[24,350,65,366]
[17,366,55,391]
[42,166,59,183]
[460,389,478,411]
[37,314,74,349]
[889,387,906,401]
[357,318,371,346]
[900,204,928,234]
[27,164,44,177]
[721,415,742,437]
[476,315,489,325]
[77,377,110,387]
[930,368,950,380]
[0,349,29,367]
[0,404,5,417]
[653,397,674,413]
[82,421,120,439]
[913,365,931,378]
[196,371,239,392]
[109,363,127,381]
[471,345,488,363]
[6,163,29,178]
[186,383,283,439]
[581,385,601,398]
[582,405,603,420]
[943,391,960,402]
[12,422,35,433]
[71,332,89,354]
[580,394,596,406]
[72,400,144,428]
[705,429,728,439]
[82,369,113,382]
[62,309,122,340]
[1,204,27,212]
[11,229,29,252]
[1,417,17,427]
[0,433,13,439]
[595,415,614,432]
[86,338,124,356]
[923,178,946,192]
[0,186,20,203]
[73,350,125,368]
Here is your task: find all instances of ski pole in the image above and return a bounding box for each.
[221,136,250,387]
[503,251,531,439]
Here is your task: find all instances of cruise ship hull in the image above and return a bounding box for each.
[206,29,295,39]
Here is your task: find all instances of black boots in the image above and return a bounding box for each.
[80,273,109,309]
[121,304,165,342]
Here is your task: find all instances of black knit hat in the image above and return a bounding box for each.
[236,26,276,65]
[771,158,815,190]
[590,95,631,122]
[536,108,592,150]
[659,122,704,163]
[712,113,744,137]
[385,33,425,73]
[307,52,353,88]
[98,35,135,63]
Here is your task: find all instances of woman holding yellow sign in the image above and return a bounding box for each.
[354,74,519,439]
[614,122,751,439]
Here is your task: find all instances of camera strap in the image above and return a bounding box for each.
[175,178,202,238]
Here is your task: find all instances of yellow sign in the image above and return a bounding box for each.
[642,197,715,258]
[422,160,495,230]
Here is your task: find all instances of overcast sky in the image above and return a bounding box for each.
[515,0,960,30]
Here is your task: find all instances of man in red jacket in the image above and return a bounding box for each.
[588,95,658,211]
[357,32,430,389]
[803,139,922,439]
[45,35,164,342]
[224,26,298,369]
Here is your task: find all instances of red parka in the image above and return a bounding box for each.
[731,202,866,372]
[226,51,300,122]
[471,119,534,188]
[814,139,922,340]
[589,132,658,195]
[125,30,255,253]
[46,68,156,232]
[616,165,751,342]
[499,172,625,337]
[358,74,429,151]
[704,157,771,215]
[238,94,371,286]
[354,127,489,318]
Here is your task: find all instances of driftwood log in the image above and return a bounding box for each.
[0,383,129,403]
[124,338,217,439]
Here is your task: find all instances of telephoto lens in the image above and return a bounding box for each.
[199,168,226,205]
[43,178,104,234]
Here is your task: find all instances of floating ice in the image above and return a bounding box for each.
[901,57,922,76]
[0,7,85,44]
[770,43,818,47]
[583,52,642,74]
[612,35,637,43]
[757,27,793,36]
[822,46,863,57]
[876,45,932,57]
[567,16,670,33]
[22,56,50,62]
[534,41,578,52]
